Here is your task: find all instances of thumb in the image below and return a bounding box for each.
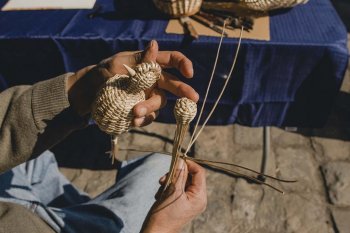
[173,158,188,191]
[142,40,158,62]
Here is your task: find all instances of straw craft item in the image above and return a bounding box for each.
[163,97,197,192]
[159,25,295,195]
[240,0,309,11]
[92,62,162,163]
[118,27,297,195]
[153,0,203,17]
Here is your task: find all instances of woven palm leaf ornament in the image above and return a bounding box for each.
[92,62,162,164]
[92,23,296,194]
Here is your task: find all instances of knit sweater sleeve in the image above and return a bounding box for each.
[0,74,88,173]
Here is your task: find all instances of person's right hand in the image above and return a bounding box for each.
[141,159,207,233]
[67,40,199,126]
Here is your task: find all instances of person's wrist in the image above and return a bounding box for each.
[67,65,108,116]
[141,219,181,233]
[66,65,95,91]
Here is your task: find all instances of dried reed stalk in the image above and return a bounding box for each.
[120,148,296,193]
[185,24,243,156]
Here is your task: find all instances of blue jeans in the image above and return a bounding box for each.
[0,151,170,233]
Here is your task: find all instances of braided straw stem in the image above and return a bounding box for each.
[163,97,197,192]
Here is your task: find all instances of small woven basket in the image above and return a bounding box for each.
[153,0,203,17]
[240,0,309,11]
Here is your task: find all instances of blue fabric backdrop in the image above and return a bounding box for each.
[0,0,348,127]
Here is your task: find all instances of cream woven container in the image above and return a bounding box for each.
[241,0,309,11]
[153,0,202,17]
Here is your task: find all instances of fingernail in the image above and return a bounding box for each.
[146,40,153,50]
[176,159,185,169]
[137,107,147,117]
[134,117,145,126]
[159,175,166,183]
[194,91,200,102]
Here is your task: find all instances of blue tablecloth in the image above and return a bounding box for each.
[0,0,348,127]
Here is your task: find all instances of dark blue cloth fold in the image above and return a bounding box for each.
[0,0,348,127]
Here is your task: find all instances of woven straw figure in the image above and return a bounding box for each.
[241,0,308,11]
[92,62,162,162]
[164,97,197,191]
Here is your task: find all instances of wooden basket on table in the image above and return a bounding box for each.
[153,0,203,17]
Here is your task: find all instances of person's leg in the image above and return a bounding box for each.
[94,153,171,232]
[0,151,170,233]
[57,153,171,233]
[0,151,90,206]
[0,151,91,232]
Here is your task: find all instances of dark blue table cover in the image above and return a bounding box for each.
[0,0,348,127]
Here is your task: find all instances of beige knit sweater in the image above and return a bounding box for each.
[0,74,87,233]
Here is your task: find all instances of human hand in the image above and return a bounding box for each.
[67,40,199,127]
[141,159,207,233]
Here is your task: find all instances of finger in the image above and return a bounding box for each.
[159,174,167,184]
[158,72,199,102]
[154,186,163,200]
[142,40,158,63]
[172,159,188,191]
[185,160,206,195]
[156,51,194,78]
[114,51,143,65]
[156,183,176,201]
[185,173,192,189]
[133,89,167,117]
[107,53,140,75]
[132,51,143,64]
[133,111,158,127]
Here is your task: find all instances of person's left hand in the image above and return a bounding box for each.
[141,159,207,233]
[67,40,199,127]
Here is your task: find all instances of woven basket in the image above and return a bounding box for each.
[153,0,203,17]
[240,0,309,11]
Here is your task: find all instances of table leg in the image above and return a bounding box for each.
[258,126,270,181]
